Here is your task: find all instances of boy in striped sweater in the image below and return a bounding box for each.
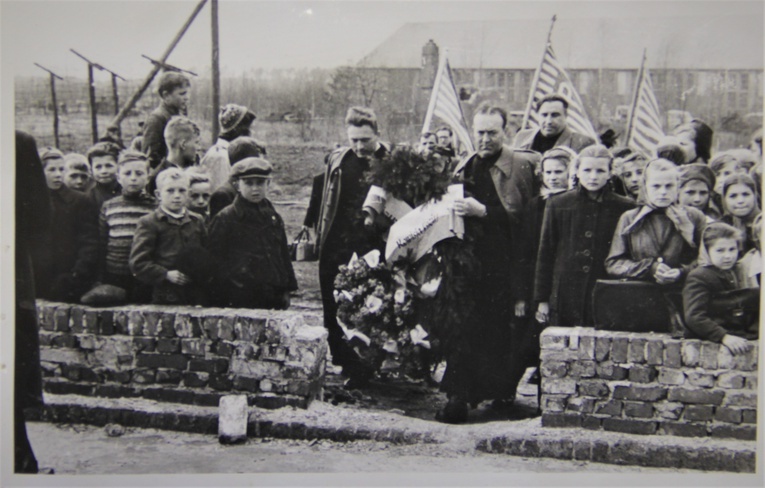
[98,151,156,302]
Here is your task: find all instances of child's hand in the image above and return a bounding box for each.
[453,197,487,217]
[514,300,527,318]
[166,270,190,286]
[722,334,752,355]
[654,266,681,284]
[536,302,550,324]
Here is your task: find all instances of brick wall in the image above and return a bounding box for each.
[539,327,758,440]
[36,300,328,409]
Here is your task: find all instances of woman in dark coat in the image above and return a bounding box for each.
[15,131,50,473]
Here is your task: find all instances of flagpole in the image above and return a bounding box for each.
[422,48,447,133]
[521,14,557,131]
[625,48,647,148]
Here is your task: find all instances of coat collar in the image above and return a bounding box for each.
[452,144,516,177]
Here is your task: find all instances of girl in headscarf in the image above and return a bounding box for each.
[720,173,760,254]
[606,159,707,284]
[677,163,721,222]
[673,119,714,165]
[682,222,758,355]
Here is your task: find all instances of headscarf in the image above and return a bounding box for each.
[539,147,575,199]
[721,173,760,235]
[623,159,697,246]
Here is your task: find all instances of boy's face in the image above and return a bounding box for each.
[65,169,90,191]
[577,157,610,192]
[44,159,66,190]
[645,169,678,208]
[163,85,190,112]
[235,177,269,203]
[678,180,710,210]
[542,158,568,191]
[714,162,743,194]
[708,237,739,271]
[91,155,118,185]
[724,183,756,218]
[117,160,150,196]
[155,179,189,213]
[621,162,644,197]
[180,136,200,164]
[188,181,212,211]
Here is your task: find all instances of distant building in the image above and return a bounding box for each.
[356,14,764,136]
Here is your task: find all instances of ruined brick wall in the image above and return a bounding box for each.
[539,327,758,440]
[36,300,328,409]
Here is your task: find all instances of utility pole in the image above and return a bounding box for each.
[110,0,208,127]
[71,49,126,136]
[211,0,220,141]
[33,63,63,147]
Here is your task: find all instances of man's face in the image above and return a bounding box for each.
[645,169,678,208]
[473,113,505,158]
[577,157,611,192]
[676,128,697,163]
[236,177,269,203]
[678,180,711,210]
[538,101,567,138]
[91,155,118,185]
[347,125,379,159]
[44,159,66,190]
[155,179,189,213]
[420,135,437,156]
[163,85,190,112]
[65,169,90,192]
[117,160,150,196]
[436,130,452,149]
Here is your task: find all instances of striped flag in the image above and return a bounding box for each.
[522,44,599,141]
[625,56,665,156]
[422,50,474,154]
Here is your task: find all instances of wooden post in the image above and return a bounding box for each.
[110,0,208,127]
[70,49,125,137]
[211,0,220,141]
[50,74,60,148]
[87,62,98,144]
[34,63,64,147]
[111,73,120,115]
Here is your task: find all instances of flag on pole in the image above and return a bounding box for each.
[625,54,664,156]
[422,49,474,155]
[522,44,599,141]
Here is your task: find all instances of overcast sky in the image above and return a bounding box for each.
[1,0,762,81]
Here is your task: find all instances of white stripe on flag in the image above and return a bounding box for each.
[627,64,664,155]
[422,54,475,154]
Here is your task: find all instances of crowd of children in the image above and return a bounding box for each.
[31,71,761,360]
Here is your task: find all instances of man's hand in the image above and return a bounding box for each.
[514,300,527,318]
[536,302,550,324]
[654,266,681,284]
[453,197,487,217]
[722,334,752,355]
[166,270,190,286]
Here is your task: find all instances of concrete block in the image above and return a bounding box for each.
[613,385,667,402]
[714,406,743,424]
[594,336,610,361]
[577,335,595,360]
[133,337,156,353]
[156,368,182,384]
[540,378,577,394]
[610,337,629,363]
[51,333,77,349]
[127,309,146,336]
[624,401,653,418]
[683,405,714,421]
[189,358,229,374]
[686,370,715,388]
[578,379,609,398]
[174,313,202,338]
[113,310,129,334]
[540,328,567,349]
[181,338,207,356]
[40,347,86,364]
[717,346,734,369]
[136,353,189,370]
[657,368,685,386]
[699,343,719,369]
[654,402,684,420]
[595,400,622,416]
[569,360,596,378]
[743,374,757,390]
[723,392,757,408]
[77,334,97,350]
[595,361,628,380]
[156,338,180,353]
[581,416,602,430]
[182,371,210,388]
[681,341,701,367]
[663,340,682,368]
[710,424,757,441]
[566,397,595,413]
[132,368,156,384]
[658,421,707,437]
[645,339,664,365]
[541,412,582,428]
[53,306,71,332]
[716,372,745,389]
[234,316,267,342]
[232,375,260,393]
[230,358,283,380]
[217,314,236,341]
[628,338,647,364]
[731,347,758,371]
[540,394,568,413]
[667,388,724,405]
[741,409,757,424]
[628,365,657,383]
[540,360,568,378]
[602,418,657,435]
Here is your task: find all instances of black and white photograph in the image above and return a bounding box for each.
[1,0,763,486]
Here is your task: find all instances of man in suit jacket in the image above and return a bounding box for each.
[513,94,596,155]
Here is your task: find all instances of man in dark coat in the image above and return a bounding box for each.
[15,131,50,473]
[316,107,389,388]
[440,104,538,423]
[513,94,596,154]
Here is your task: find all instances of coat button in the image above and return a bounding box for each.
[582,265,591,273]
[584,231,593,238]
[583,249,591,257]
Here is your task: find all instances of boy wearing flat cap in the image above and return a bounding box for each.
[208,157,297,309]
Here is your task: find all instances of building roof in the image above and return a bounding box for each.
[359,15,763,70]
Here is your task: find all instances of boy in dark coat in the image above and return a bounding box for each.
[35,147,99,301]
[208,157,297,309]
[142,71,191,169]
[535,145,635,326]
[130,168,208,305]
[85,141,122,211]
[209,136,267,218]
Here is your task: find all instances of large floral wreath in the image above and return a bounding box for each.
[333,145,477,379]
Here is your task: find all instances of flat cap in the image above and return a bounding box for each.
[230,157,273,179]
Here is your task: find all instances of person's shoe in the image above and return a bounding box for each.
[490,398,515,413]
[38,467,55,475]
[435,398,468,424]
